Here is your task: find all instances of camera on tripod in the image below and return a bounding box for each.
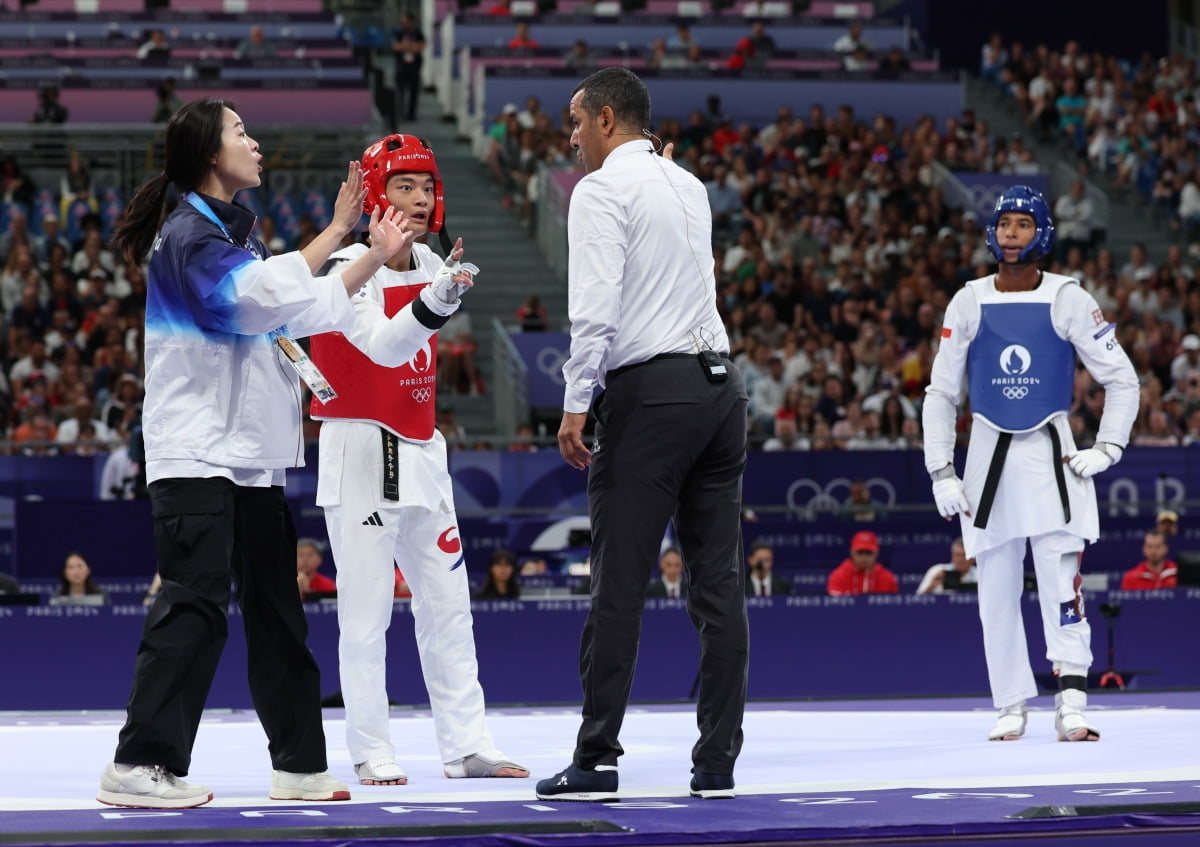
[1098,602,1121,619]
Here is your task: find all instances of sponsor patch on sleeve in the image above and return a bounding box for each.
[940,327,952,338]
[1092,323,1116,340]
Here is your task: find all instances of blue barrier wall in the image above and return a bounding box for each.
[3,447,1198,580]
[478,67,963,129]
[449,17,913,52]
[1,590,1194,711]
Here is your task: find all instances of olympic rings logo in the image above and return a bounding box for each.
[785,477,897,520]
[536,346,570,386]
[1002,386,1028,400]
[412,387,432,402]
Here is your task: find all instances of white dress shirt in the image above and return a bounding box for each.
[562,140,730,414]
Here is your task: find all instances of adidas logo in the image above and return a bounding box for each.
[362,511,383,527]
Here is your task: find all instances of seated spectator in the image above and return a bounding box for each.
[509,422,539,452]
[749,351,787,432]
[136,28,170,61]
[878,46,912,72]
[843,45,873,72]
[832,20,871,54]
[13,409,58,456]
[519,556,547,576]
[102,373,143,437]
[745,540,791,597]
[1120,530,1178,590]
[475,549,521,599]
[296,538,336,600]
[508,22,539,50]
[50,551,110,606]
[762,416,809,451]
[1157,510,1179,540]
[746,21,776,68]
[100,428,140,500]
[31,85,67,124]
[915,537,978,594]
[516,294,548,331]
[827,531,899,595]
[235,25,277,59]
[646,547,688,599]
[56,396,112,448]
[837,479,888,521]
[1132,409,1180,446]
[563,39,596,71]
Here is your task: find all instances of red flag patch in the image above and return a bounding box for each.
[940,327,952,338]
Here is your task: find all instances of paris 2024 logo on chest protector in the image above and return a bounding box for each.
[996,344,1036,400]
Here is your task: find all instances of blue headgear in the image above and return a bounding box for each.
[984,185,1055,264]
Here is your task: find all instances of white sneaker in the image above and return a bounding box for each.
[444,750,530,778]
[354,758,408,785]
[270,770,351,801]
[987,702,1028,741]
[1055,689,1100,741]
[97,762,213,809]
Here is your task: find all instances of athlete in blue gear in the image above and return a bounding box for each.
[922,186,1138,743]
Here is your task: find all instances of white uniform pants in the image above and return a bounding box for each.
[326,503,494,765]
[975,529,1093,708]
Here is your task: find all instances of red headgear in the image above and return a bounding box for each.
[361,134,444,233]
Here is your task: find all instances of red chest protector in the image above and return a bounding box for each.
[309,283,438,440]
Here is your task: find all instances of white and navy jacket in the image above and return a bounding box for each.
[142,193,354,481]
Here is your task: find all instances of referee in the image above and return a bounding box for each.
[536,68,749,802]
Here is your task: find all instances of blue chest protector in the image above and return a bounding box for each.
[967,301,1075,433]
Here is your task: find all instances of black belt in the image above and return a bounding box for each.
[1047,426,1071,523]
[973,432,1011,530]
[973,425,1071,530]
[606,351,729,380]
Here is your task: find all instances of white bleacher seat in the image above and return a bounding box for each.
[594,1,621,14]
[677,1,704,15]
[74,0,99,12]
[510,0,536,12]
[223,0,249,11]
[759,1,789,16]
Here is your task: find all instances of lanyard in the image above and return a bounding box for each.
[185,192,262,259]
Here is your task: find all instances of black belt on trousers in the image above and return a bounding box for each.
[605,351,729,380]
[1046,425,1072,523]
[973,431,1012,530]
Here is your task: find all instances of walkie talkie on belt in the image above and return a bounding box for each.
[698,350,727,383]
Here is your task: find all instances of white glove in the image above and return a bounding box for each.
[430,254,479,305]
[932,475,971,519]
[1067,442,1122,479]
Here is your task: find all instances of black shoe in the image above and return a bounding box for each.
[535,764,618,801]
[689,769,735,799]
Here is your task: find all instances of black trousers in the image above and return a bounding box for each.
[573,355,749,774]
[114,478,328,777]
[394,63,421,123]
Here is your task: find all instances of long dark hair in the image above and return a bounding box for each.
[477,549,520,599]
[58,550,101,596]
[111,97,234,264]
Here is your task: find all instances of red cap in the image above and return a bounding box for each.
[850,531,879,552]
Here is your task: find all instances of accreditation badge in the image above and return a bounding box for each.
[273,329,338,404]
